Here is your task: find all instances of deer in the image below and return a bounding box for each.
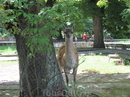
[57,26,78,86]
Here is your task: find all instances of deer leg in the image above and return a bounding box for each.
[64,68,69,86]
[73,68,77,84]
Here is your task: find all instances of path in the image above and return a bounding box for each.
[78,48,130,55]
[0,48,130,61]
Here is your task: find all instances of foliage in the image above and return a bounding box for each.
[81,0,103,17]
[0,24,13,37]
[83,18,93,35]
[122,9,130,23]
[1,0,86,53]
[97,0,108,8]
[103,0,129,36]
[53,0,86,32]
[125,59,130,65]
[81,0,129,37]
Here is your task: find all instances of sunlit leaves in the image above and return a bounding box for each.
[52,0,86,32]
[97,0,108,8]
[21,5,63,53]
[26,35,52,53]
[0,6,6,23]
[121,9,130,24]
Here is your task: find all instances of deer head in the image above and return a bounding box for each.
[63,26,74,39]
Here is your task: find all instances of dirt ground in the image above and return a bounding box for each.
[1,71,130,97]
[0,49,130,97]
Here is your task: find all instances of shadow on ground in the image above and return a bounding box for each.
[75,72,130,97]
[0,81,19,97]
[1,73,130,97]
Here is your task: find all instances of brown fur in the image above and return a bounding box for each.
[57,45,65,68]
[57,45,78,69]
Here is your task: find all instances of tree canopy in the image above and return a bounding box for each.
[103,0,129,36]
[1,0,86,49]
[81,0,129,37]
[1,0,129,41]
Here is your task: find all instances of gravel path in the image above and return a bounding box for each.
[0,62,19,83]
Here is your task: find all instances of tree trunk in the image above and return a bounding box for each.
[93,16,105,48]
[4,0,67,96]
[15,34,66,97]
[15,0,67,96]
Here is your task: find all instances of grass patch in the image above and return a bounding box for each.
[114,39,130,42]
[0,46,17,55]
[98,86,130,97]
[78,55,130,74]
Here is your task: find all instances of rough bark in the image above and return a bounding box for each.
[93,16,105,48]
[15,34,66,97]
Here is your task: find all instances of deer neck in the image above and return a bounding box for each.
[65,37,75,53]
